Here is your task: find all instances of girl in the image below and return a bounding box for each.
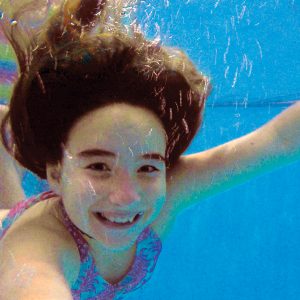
[0,0,299,299]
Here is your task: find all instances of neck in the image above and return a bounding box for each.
[87,233,137,264]
[86,235,137,284]
[55,198,137,280]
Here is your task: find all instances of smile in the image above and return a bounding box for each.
[94,211,144,229]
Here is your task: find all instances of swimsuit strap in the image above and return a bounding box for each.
[0,190,57,239]
[0,191,163,299]
[58,200,90,261]
[57,201,163,299]
[71,225,162,300]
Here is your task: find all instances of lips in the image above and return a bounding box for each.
[93,211,144,229]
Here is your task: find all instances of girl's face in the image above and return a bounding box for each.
[49,103,167,251]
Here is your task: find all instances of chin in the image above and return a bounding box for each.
[98,233,139,252]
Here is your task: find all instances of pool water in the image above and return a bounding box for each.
[20,105,300,300]
[1,0,300,299]
[136,106,300,300]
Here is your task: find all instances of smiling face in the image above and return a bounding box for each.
[47,102,167,251]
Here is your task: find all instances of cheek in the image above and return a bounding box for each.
[62,170,93,190]
[157,180,166,198]
[156,180,167,211]
[144,179,166,207]
[61,173,101,203]
[146,195,166,226]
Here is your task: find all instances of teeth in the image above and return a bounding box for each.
[100,213,139,224]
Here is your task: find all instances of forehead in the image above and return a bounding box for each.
[66,103,166,154]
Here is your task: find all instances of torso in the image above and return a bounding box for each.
[0,193,174,286]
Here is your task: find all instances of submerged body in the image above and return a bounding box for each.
[0,191,163,299]
[1,101,300,299]
[0,0,300,299]
[0,103,177,299]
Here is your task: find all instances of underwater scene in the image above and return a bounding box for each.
[0,1,299,299]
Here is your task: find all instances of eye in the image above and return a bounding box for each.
[86,163,110,172]
[139,165,159,173]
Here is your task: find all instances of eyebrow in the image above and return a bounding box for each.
[77,149,166,162]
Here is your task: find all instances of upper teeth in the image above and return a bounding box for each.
[100,212,142,224]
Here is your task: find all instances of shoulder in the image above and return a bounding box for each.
[0,196,80,287]
[36,197,81,287]
[0,217,74,299]
[45,198,81,287]
[0,209,67,281]
[0,196,70,253]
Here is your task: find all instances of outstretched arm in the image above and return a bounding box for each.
[166,101,300,216]
[0,105,25,208]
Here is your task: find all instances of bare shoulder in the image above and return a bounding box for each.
[0,197,70,257]
[0,197,80,287]
[0,215,74,299]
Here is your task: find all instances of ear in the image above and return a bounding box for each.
[46,163,62,195]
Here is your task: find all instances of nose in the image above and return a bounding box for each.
[108,172,141,206]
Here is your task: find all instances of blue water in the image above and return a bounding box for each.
[142,106,300,300]
[22,105,300,300]
[20,1,300,299]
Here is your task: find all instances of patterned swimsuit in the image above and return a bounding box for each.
[0,191,162,299]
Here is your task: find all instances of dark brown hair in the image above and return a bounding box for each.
[0,0,211,179]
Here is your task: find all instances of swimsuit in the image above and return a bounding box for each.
[0,191,162,299]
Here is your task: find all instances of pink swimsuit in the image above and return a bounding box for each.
[0,191,162,299]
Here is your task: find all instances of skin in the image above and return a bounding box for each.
[1,0,299,294]
[47,102,168,274]
[0,100,300,287]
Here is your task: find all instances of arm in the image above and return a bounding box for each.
[0,224,73,299]
[0,105,25,208]
[167,101,300,215]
